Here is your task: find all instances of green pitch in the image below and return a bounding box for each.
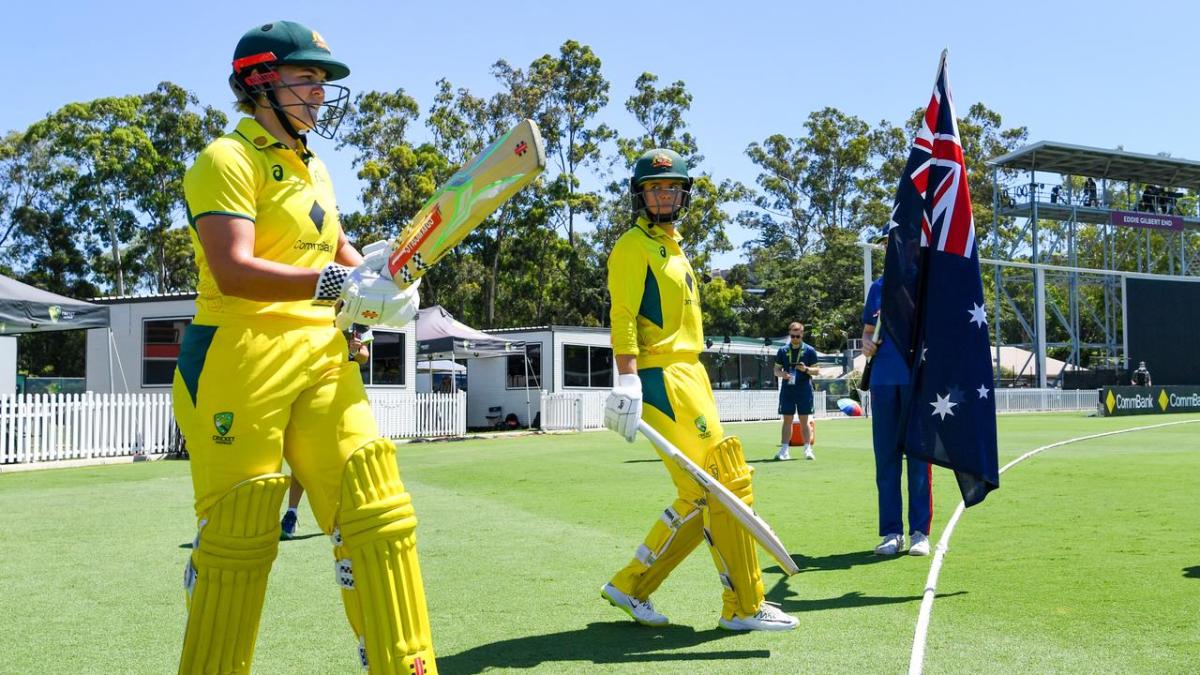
[1,413,1197,674]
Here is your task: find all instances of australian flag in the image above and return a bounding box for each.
[881,51,999,507]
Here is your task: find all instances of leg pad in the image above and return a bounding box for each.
[179,473,290,675]
[700,437,764,619]
[333,438,437,674]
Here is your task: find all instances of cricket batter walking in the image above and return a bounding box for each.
[173,21,436,673]
[601,149,799,631]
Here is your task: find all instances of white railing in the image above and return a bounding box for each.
[0,393,174,465]
[0,390,466,468]
[994,388,1098,413]
[368,390,466,438]
[540,390,606,431]
[713,390,831,422]
[860,388,1099,416]
[539,389,832,432]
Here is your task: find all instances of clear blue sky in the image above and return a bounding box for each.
[8,0,1198,267]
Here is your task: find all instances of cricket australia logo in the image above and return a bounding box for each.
[694,415,711,439]
[652,153,673,168]
[212,412,235,445]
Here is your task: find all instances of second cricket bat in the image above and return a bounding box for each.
[386,119,546,284]
[638,421,801,576]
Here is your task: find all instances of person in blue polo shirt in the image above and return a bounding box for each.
[862,276,932,556]
[774,321,819,461]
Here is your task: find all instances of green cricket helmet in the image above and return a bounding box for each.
[229,20,351,140]
[630,148,693,224]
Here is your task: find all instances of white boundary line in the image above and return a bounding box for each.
[907,418,1200,675]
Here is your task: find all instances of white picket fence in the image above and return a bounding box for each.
[994,388,1098,413]
[0,390,467,467]
[713,390,831,422]
[540,391,607,431]
[539,389,832,432]
[368,390,467,438]
[0,393,175,465]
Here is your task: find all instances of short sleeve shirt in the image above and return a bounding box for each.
[183,117,341,325]
[775,342,818,386]
[862,277,911,386]
[607,218,705,357]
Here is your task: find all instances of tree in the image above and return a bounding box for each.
[130,83,227,293]
[741,107,882,255]
[525,40,615,247]
[338,88,451,246]
[7,83,225,296]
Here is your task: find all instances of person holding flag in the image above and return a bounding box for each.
[862,274,932,556]
[876,49,1000,533]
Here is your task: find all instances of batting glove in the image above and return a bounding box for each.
[604,373,643,443]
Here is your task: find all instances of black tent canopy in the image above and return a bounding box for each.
[415,305,523,361]
[415,305,534,427]
[0,273,121,393]
[0,274,110,335]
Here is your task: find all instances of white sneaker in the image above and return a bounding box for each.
[775,446,792,461]
[803,446,815,461]
[909,531,931,556]
[874,533,904,556]
[601,583,668,626]
[718,602,799,632]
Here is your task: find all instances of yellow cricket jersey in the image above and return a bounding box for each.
[608,217,705,360]
[183,117,341,325]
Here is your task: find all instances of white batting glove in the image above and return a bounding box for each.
[313,240,397,301]
[334,276,420,331]
[604,373,643,443]
[358,240,394,280]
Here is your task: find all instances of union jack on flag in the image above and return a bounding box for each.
[880,51,999,507]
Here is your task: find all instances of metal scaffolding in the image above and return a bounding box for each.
[987,141,1200,387]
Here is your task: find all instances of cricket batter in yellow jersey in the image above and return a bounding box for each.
[600,149,800,631]
[174,21,437,674]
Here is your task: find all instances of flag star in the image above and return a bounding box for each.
[968,303,987,328]
[930,393,957,420]
[977,384,990,399]
[921,347,928,362]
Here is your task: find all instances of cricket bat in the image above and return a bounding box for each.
[637,421,801,576]
[386,119,546,285]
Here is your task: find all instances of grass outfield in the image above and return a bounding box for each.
[1,413,1198,674]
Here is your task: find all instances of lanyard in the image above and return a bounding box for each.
[787,345,804,367]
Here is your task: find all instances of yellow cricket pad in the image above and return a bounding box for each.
[335,438,437,674]
[178,473,290,675]
[610,498,704,600]
[700,436,764,619]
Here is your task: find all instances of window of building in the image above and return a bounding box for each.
[740,354,777,390]
[562,344,613,388]
[506,343,542,389]
[700,351,776,390]
[367,331,406,386]
[143,318,191,386]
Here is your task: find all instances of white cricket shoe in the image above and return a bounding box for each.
[803,446,815,461]
[601,583,668,627]
[909,531,931,556]
[874,533,904,556]
[775,446,792,461]
[718,602,799,632]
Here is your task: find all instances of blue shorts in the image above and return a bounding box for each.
[778,384,814,416]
